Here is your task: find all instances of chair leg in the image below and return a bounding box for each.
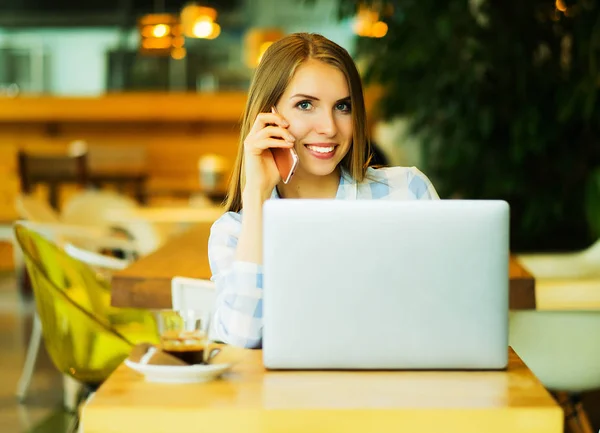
[573,397,595,433]
[63,375,84,413]
[66,412,79,433]
[65,384,95,433]
[555,392,595,433]
[16,314,42,402]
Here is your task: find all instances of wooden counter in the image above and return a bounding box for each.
[0,93,247,213]
[0,92,246,123]
[0,89,381,123]
[81,348,562,433]
[111,222,536,310]
[0,89,382,213]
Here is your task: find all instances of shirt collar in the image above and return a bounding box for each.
[270,167,356,200]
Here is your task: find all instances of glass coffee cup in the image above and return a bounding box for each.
[156,310,219,365]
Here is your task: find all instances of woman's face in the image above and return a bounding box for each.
[276,59,353,179]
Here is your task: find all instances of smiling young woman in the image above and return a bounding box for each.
[208,33,439,349]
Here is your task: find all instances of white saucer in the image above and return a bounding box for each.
[125,359,233,384]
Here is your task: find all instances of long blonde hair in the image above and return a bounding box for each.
[225,32,371,213]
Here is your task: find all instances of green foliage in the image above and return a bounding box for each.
[340,0,600,251]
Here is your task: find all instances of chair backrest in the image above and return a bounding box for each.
[61,189,138,227]
[13,223,132,386]
[171,277,216,312]
[62,189,165,256]
[583,238,600,266]
[17,150,89,210]
[171,277,217,340]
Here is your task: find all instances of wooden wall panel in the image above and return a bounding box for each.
[0,90,380,218]
[0,93,248,218]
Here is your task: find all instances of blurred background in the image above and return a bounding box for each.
[2,0,600,431]
[0,0,598,252]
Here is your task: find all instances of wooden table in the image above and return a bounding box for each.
[111,222,536,310]
[81,348,562,433]
[111,222,214,308]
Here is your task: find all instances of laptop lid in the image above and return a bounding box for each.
[262,199,509,370]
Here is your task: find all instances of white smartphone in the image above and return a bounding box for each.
[270,107,298,184]
[272,146,298,184]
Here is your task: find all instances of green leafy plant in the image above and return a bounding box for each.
[339,0,600,251]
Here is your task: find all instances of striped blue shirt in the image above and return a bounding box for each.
[208,166,440,348]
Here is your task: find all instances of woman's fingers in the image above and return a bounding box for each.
[255,125,295,143]
[244,120,296,155]
[247,112,288,136]
[242,110,294,195]
[246,138,295,155]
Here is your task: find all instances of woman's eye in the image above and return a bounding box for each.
[296,100,313,110]
[336,102,351,113]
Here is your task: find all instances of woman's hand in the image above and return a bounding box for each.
[242,108,295,200]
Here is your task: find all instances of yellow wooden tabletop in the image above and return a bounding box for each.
[81,348,562,433]
[534,277,600,310]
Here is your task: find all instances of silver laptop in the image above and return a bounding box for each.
[262,199,509,370]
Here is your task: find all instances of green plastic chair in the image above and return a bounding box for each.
[13,222,158,389]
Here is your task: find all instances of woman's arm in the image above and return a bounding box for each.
[234,188,271,264]
[209,109,293,348]
[208,212,265,348]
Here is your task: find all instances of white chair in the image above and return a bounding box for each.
[517,239,600,279]
[17,189,167,259]
[13,192,146,287]
[63,243,130,271]
[14,220,138,276]
[61,189,166,256]
[171,277,217,340]
[511,245,600,433]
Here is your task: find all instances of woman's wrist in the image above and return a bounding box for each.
[242,186,271,209]
[236,186,267,264]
